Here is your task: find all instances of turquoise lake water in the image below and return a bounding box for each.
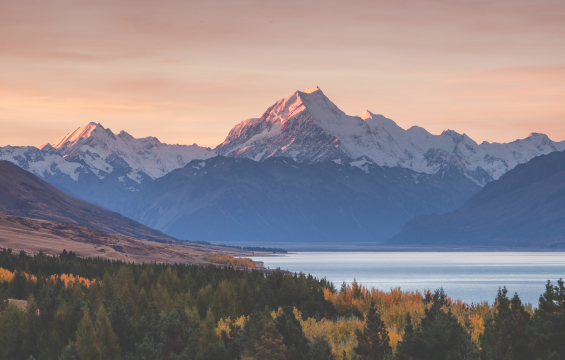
[251,252,565,306]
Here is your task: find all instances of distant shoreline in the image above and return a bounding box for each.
[213,241,565,253]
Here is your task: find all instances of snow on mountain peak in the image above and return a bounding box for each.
[528,132,549,140]
[46,122,105,150]
[359,110,374,120]
[215,88,565,184]
[29,122,214,184]
[302,86,321,94]
[118,130,135,141]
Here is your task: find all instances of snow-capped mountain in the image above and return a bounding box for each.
[42,122,212,182]
[0,122,212,209]
[216,86,565,185]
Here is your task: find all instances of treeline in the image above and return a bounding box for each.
[0,248,335,360]
[242,247,287,254]
[0,248,564,360]
[199,242,288,254]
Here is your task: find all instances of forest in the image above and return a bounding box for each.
[0,248,564,360]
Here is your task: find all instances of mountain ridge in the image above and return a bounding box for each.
[119,155,481,242]
[1,86,563,225]
[1,123,213,209]
[0,160,177,243]
[216,87,565,185]
[385,150,565,247]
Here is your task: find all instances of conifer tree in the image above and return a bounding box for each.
[528,279,565,359]
[254,320,287,360]
[200,309,220,349]
[239,279,254,316]
[310,336,336,360]
[59,342,82,360]
[212,280,237,320]
[95,306,121,360]
[196,285,214,321]
[42,302,72,360]
[20,296,40,358]
[481,287,533,360]
[134,335,158,360]
[108,297,136,357]
[275,306,311,360]
[396,288,472,360]
[101,272,115,302]
[354,301,391,360]
[75,312,100,360]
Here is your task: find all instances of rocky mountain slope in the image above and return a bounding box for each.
[386,151,565,248]
[120,156,481,242]
[1,87,564,245]
[0,160,176,242]
[0,123,212,209]
[216,86,565,186]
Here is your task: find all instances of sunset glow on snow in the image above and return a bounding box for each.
[0,0,564,148]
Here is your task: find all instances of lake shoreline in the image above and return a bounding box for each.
[214,241,565,252]
[249,251,565,305]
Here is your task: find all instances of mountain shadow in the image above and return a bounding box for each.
[120,156,480,243]
[386,150,565,248]
[0,160,176,243]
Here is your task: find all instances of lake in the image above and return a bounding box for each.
[251,252,565,306]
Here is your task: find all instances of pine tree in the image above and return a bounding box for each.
[274,306,311,360]
[354,301,392,360]
[277,275,298,308]
[481,287,533,360]
[20,295,40,358]
[108,297,136,357]
[396,288,472,360]
[134,335,158,360]
[95,306,121,360]
[59,342,82,360]
[211,280,237,320]
[200,309,220,349]
[254,320,287,360]
[101,272,115,302]
[196,285,214,321]
[310,336,336,360]
[237,278,253,316]
[528,279,565,360]
[75,312,100,360]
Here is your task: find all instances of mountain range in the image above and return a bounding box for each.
[0,123,212,209]
[215,87,564,185]
[1,86,564,244]
[120,156,480,242]
[386,150,565,248]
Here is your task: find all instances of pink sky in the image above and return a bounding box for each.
[1,0,564,148]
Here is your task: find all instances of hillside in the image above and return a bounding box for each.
[0,160,176,243]
[0,122,212,210]
[386,151,565,248]
[120,156,480,242]
[0,211,211,264]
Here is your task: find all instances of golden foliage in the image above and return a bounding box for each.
[0,267,96,288]
[216,315,248,338]
[207,254,255,268]
[56,273,96,288]
[0,268,36,283]
[294,307,364,360]
[324,281,493,354]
